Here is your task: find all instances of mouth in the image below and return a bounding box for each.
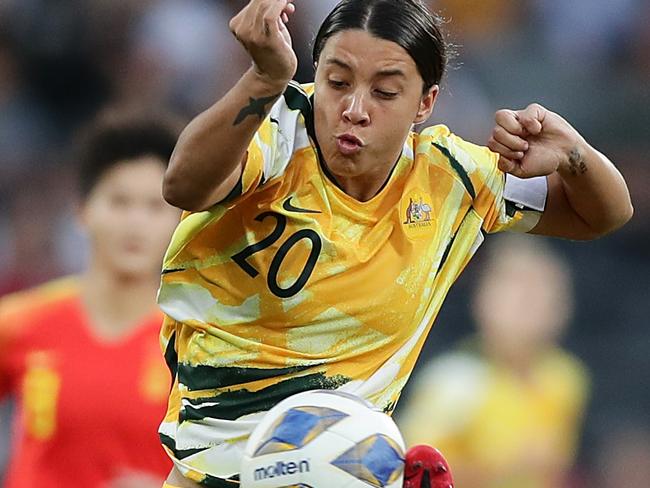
[335,133,364,156]
[122,240,145,253]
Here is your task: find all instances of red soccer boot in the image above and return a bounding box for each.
[403,445,454,488]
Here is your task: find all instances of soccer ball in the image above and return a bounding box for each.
[240,390,406,488]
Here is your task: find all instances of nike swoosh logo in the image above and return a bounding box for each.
[282,197,321,214]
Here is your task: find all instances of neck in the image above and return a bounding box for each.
[317,135,404,202]
[334,153,402,202]
[81,261,160,341]
[335,174,388,202]
[484,341,537,379]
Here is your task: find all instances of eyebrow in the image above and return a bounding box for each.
[325,57,407,79]
[325,58,353,71]
[375,68,407,79]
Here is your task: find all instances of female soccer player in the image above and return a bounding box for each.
[159,1,632,486]
[0,108,181,487]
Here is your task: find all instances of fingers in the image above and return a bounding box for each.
[498,156,515,173]
[490,122,528,149]
[498,156,526,178]
[495,109,526,137]
[491,103,548,164]
[517,103,545,135]
[259,0,293,36]
[231,1,293,40]
[495,104,546,138]
[283,1,296,18]
[230,0,297,82]
[488,136,525,161]
[490,113,528,161]
[281,2,296,23]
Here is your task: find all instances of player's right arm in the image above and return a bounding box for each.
[163,0,297,212]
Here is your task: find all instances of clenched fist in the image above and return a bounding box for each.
[229,0,298,85]
[488,103,586,179]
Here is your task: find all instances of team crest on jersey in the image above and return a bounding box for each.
[23,351,60,440]
[401,189,434,239]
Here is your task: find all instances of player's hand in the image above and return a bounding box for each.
[229,0,298,86]
[488,103,585,178]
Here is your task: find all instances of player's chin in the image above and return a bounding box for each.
[326,154,367,178]
[112,258,160,280]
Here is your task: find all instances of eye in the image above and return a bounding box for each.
[375,89,398,100]
[148,198,166,212]
[110,193,130,208]
[328,79,347,89]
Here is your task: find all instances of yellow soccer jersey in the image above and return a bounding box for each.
[157,82,547,485]
[398,347,590,488]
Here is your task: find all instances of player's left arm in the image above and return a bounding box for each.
[488,103,633,240]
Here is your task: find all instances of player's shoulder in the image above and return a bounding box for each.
[272,81,314,118]
[408,349,489,427]
[257,81,314,146]
[0,276,81,325]
[418,349,488,389]
[415,124,499,191]
[249,82,316,185]
[290,81,314,98]
[544,347,591,391]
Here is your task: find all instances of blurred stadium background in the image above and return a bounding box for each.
[0,0,648,486]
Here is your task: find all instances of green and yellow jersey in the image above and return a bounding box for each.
[157,82,547,485]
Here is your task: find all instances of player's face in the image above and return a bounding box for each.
[314,29,438,196]
[474,253,570,359]
[80,157,179,279]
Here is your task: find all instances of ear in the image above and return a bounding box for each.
[413,85,439,124]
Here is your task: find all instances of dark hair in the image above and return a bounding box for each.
[313,0,448,93]
[77,107,182,199]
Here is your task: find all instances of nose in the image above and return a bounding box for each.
[342,92,370,126]
[124,202,153,228]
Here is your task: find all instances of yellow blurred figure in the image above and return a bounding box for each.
[398,235,590,488]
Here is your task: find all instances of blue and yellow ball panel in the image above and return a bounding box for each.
[331,434,405,488]
[254,406,348,456]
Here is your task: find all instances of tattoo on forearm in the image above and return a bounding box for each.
[233,94,281,126]
[568,148,588,175]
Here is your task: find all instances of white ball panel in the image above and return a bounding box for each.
[240,390,405,488]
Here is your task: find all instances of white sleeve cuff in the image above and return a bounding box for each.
[504,174,548,212]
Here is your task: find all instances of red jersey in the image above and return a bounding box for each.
[0,277,172,487]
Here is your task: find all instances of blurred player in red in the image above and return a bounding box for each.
[0,108,181,487]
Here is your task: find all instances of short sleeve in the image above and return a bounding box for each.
[427,127,547,234]
[479,157,548,234]
[234,82,314,201]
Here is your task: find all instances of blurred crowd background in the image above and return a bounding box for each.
[0,0,648,486]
